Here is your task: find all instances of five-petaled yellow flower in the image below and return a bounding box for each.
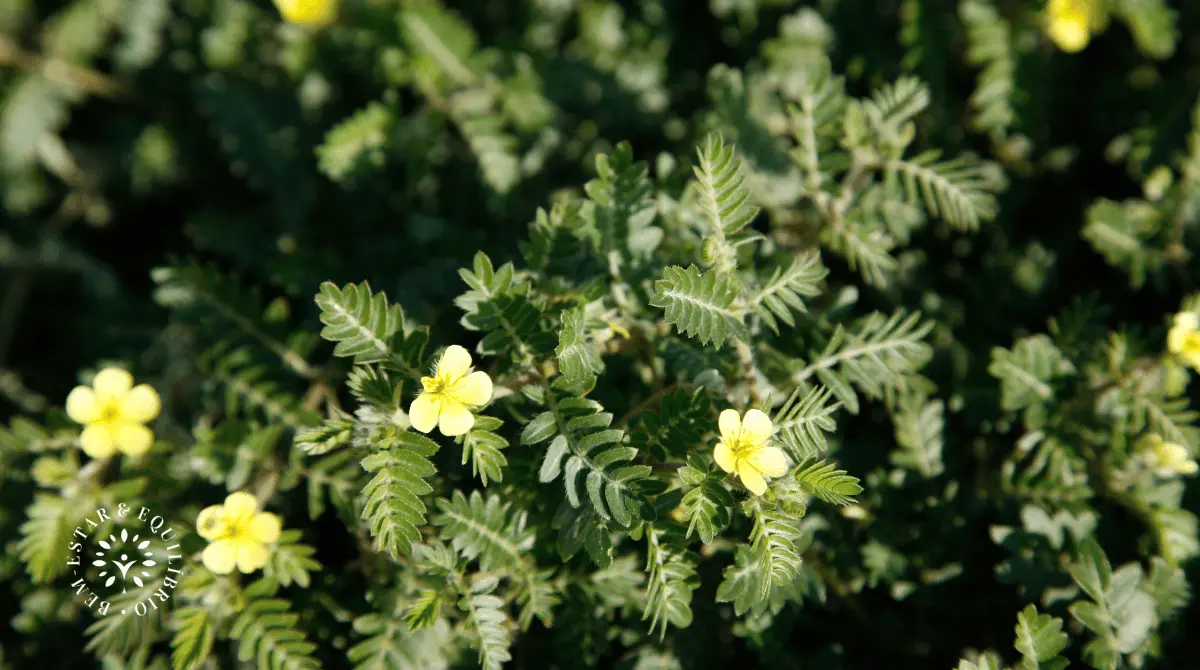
[197,492,282,575]
[65,368,161,459]
[409,345,493,437]
[1145,435,1199,477]
[1045,0,1105,53]
[1168,311,1200,372]
[273,0,337,26]
[713,408,788,496]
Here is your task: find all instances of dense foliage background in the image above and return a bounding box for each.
[2,0,1199,669]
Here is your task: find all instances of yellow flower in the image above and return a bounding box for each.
[713,408,788,496]
[1146,435,1199,477]
[1045,0,1105,53]
[409,345,493,437]
[65,368,161,459]
[197,492,282,575]
[273,0,337,26]
[1168,312,1200,372]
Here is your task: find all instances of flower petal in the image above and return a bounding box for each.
[196,506,228,541]
[249,513,282,544]
[66,386,102,424]
[713,442,736,473]
[80,424,117,458]
[453,370,493,406]
[223,491,259,522]
[437,399,475,437]
[746,446,788,478]
[202,540,236,575]
[409,393,440,433]
[112,423,154,457]
[437,344,473,380]
[118,384,161,423]
[1168,324,1190,355]
[1174,311,1199,332]
[718,409,741,441]
[740,409,773,446]
[93,368,133,399]
[738,463,768,496]
[234,539,270,573]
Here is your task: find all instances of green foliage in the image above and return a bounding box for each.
[6,1,1200,669]
[1014,604,1069,670]
[650,265,748,348]
[229,581,319,670]
[360,429,440,559]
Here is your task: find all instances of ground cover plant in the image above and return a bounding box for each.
[1,0,1199,669]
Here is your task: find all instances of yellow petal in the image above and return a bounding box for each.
[1168,324,1188,354]
[80,424,117,458]
[93,368,133,399]
[452,370,493,406]
[409,393,440,433]
[113,423,154,456]
[746,446,788,478]
[234,539,270,573]
[718,409,741,441]
[713,442,736,473]
[740,409,773,446]
[118,384,161,423]
[250,513,282,544]
[420,376,438,392]
[66,386,102,424]
[738,464,768,496]
[202,540,237,574]
[1048,16,1089,53]
[437,398,475,436]
[1174,312,1199,332]
[196,506,228,541]
[1180,459,1199,476]
[437,344,473,380]
[224,491,259,522]
[274,0,336,26]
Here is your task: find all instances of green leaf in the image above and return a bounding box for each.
[885,149,1002,231]
[1014,604,1069,670]
[461,578,512,670]
[316,101,395,184]
[461,415,509,486]
[650,265,748,349]
[678,472,734,544]
[793,459,863,506]
[988,335,1076,413]
[692,132,761,237]
[315,281,405,364]
[1069,538,1112,604]
[642,526,699,639]
[891,393,945,477]
[229,581,320,670]
[538,395,654,528]
[773,385,841,461]
[360,429,440,559]
[170,606,214,670]
[348,614,451,670]
[584,141,661,264]
[434,490,535,571]
[556,307,604,387]
[752,251,826,332]
[794,310,933,414]
[402,590,443,632]
[264,530,322,588]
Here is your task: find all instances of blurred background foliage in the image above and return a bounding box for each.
[2,0,1200,668]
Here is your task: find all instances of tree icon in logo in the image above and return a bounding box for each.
[91,528,158,592]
